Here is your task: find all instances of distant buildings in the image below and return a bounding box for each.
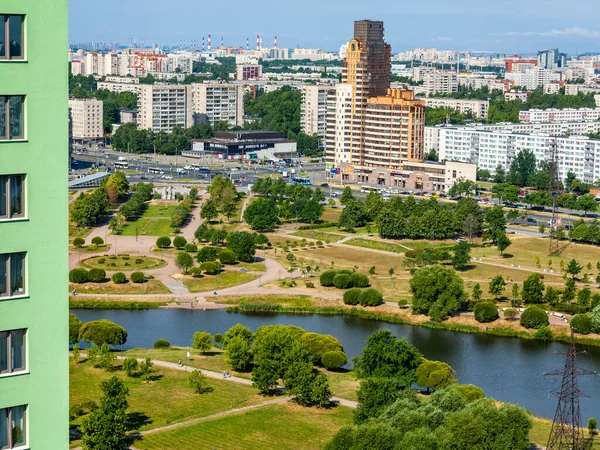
[519,108,600,123]
[68,98,104,139]
[186,131,297,160]
[300,85,333,140]
[537,48,567,69]
[136,84,193,132]
[191,83,244,127]
[420,97,489,119]
[236,64,262,80]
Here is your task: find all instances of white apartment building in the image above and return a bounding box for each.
[519,108,600,123]
[505,68,561,90]
[438,127,600,183]
[422,72,458,96]
[504,91,529,102]
[459,76,508,93]
[300,85,334,139]
[68,98,104,139]
[97,80,142,95]
[191,83,244,127]
[137,84,193,132]
[420,97,489,119]
[325,84,353,165]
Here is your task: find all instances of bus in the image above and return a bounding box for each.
[360,186,376,193]
[291,177,311,185]
[114,161,129,170]
[191,164,211,173]
[148,167,164,175]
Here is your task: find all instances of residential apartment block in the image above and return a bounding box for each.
[68,98,104,139]
[519,108,600,123]
[191,83,244,127]
[0,2,69,448]
[97,76,141,95]
[420,97,489,119]
[422,71,458,96]
[137,84,193,132]
[236,64,262,80]
[300,85,333,140]
[438,127,600,183]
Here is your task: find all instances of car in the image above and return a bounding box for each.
[140,175,148,180]
[320,183,329,188]
[330,192,339,197]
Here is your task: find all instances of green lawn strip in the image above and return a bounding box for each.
[143,205,179,217]
[291,230,346,242]
[120,217,172,237]
[80,255,167,271]
[231,261,266,272]
[530,418,600,449]
[69,279,170,295]
[69,360,263,433]
[135,402,354,450]
[69,226,94,241]
[181,271,258,293]
[71,244,111,253]
[320,369,359,403]
[400,240,456,251]
[212,294,315,307]
[69,297,168,310]
[344,238,405,253]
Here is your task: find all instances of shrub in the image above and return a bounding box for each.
[112,272,127,284]
[534,325,553,341]
[503,308,518,320]
[571,314,592,335]
[189,267,203,278]
[73,237,85,248]
[278,279,296,288]
[343,288,362,305]
[553,303,588,315]
[154,338,170,349]
[520,306,549,329]
[122,357,138,377]
[173,235,187,249]
[316,240,324,247]
[130,272,145,283]
[305,281,315,288]
[98,258,106,264]
[474,302,499,323]
[175,252,194,274]
[200,261,220,275]
[78,319,127,346]
[322,351,348,370]
[87,268,106,283]
[91,236,104,246]
[69,268,88,284]
[350,272,370,288]
[338,269,353,276]
[333,273,353,289]
[320,270,338,286]
[135,258,143,265]
[359,288,383,307]
[398,299,409,308]
[156,236,171,248]
[189,369,210,394]
[218,250,237,265]
[184,243,198,252]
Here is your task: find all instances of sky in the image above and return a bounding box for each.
[70,0,600,55]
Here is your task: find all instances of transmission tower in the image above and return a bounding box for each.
[544,329,597,450]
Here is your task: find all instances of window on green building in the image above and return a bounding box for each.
[0,96,24,140]
[0,405,27,448]
[0,15,24,60]
[0,329,26,375]
[0,175,25,219]
[0,252,26,298]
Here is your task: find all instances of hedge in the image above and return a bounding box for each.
[200,261,220,275]
[571,314,592,334]
[189,267,203,278]
[218,250,237,265]
[119,182,153,220]
[553,303,588,315]
[474,302,499,323]
[156,236,171,248]
[112,272,127,284]
[73,237,85,248]
[78,319,128,346]
[154,338,171,349]
[130,272,145,283]
[91,236,104,246]
[171,197,193,228]
[343,288,362,305]
[359,288,383,307]
[69,268,88,284]
[520,306,549,329]
[87,268,106,283]
[321,351,348,370]
[184,243,198,252]
[534,325,553,341]
[350,272,369,288]
[320,270,338,287]
[173,236,188,249]
[333,273,353,289]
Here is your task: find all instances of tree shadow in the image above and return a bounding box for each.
[501,253,514,259]
[125,411,152,432]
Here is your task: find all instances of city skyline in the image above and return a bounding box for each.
[70,0,600,54]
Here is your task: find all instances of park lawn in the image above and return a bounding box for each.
[471,235,600,273]
[80,255,167,271]
[529,417,600,449]
[71,244,111,253]
[232,261,266,272]
[69,226,94,241]
[69,279,170,295]
[213,294,317,308]
[69,359,263,432]
[320,369,359,402]
[291,230,347,242]
[144,205,179,217]
[344,238,407,253]
[135,402,354,450]
[321,206,342,223]
[120,217,172,237]
[399,239,457,251]
[181,271,258,293]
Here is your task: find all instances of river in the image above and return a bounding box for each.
[71,308,600,420]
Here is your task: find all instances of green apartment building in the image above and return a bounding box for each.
[0,1,69,448]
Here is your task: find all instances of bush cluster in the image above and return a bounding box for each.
[218,250,237,265]
[112,272,127,284]
[520,306,549,329]
[119,183,153,220]
[358,288,383,306]
[156,236,171,248]
[320,269,370,289]
[571,314,592,334]
[87,268,106,283]
[91,236,104,246]
[171,196,194,228]
[130,272,145,283]
[553,303,588,315]
[173,235,187,249]
[184,243,198,252]
[321,351,348,370]
[343,288,362,305]
[200,261,221,275]
[154,338,171,349]
[333,274,353,289]
[474,302,499,323]
[69,268,88,284]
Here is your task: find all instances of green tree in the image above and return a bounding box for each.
[192,331,213,354]
[472,283,482,302]
[81,376,129,450]
[496,230,512,256]
[175,252,194,274]
[508,149,537,186]
[105,172,130,200]
[484,206,506,244]
[415,359,457,391]
[226,231,257,262]
[339,186,355,206]
[563,278,577,303]
[368,266,376,278]
[493,164,506,183]
[566,258,583,279]
[588,417,598,436]
[196,246,218,262]
[225,335,253,371]
[511,283,521,307]
[577,287,592,308]
[122,357,138,377]
[576,194,597,217]
[365,191,384,221]
[488,275,507,300]
[243,197,279,231]
[69,313,83,345]
[188,370,210,394]
[338,200,369,231]
[78,320,127,346]
[521,273,545,304]
[448,178,478,197]
[410,265,467,321]
[451,241,471,270]
[200,198,219,222]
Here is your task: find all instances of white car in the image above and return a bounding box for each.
[183,165,192,170]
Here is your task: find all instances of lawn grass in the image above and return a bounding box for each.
[69,360,263,432]
[291,230,347,242]
[135,402,354,450]
[181,271,258,293]
[212,294,316,307]
[232,261,266,272]
[144,205,179,217]
[321,369,359,402]
[69,279,170,295]
[71,244,111,253]
[80,255,167,271]
[119,203,179,237]
[321,207,342,223]
[530,417,600,449]
[399,239,457,251]
[344,238,406,253]
[69,226,94,241]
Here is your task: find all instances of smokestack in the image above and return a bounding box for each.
[256,34,260,50]
[260,35,263,50]
[274,35,277,49]
[208,34,211,51]
[202,36,205,52]
[246,38,249,50]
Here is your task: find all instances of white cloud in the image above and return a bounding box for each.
[430,36,451,42]
[504,27,600,38]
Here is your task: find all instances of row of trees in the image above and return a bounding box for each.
[71,172,130,227]
[200,175,240,222]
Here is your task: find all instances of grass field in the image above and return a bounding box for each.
[181,271,258,293]
[344,238,407,253]
[400,239,457,251]
[530,417,600,449]
[213,294,317,307]
[291,230,347,242]
[135,402,354,450]
[119,203,179,237]
[69,226,94,241]
[321,207,342,223]
[71,244,111,253]
[80,255,167,271]
[70,360,263,432]
[69,279,170,295]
